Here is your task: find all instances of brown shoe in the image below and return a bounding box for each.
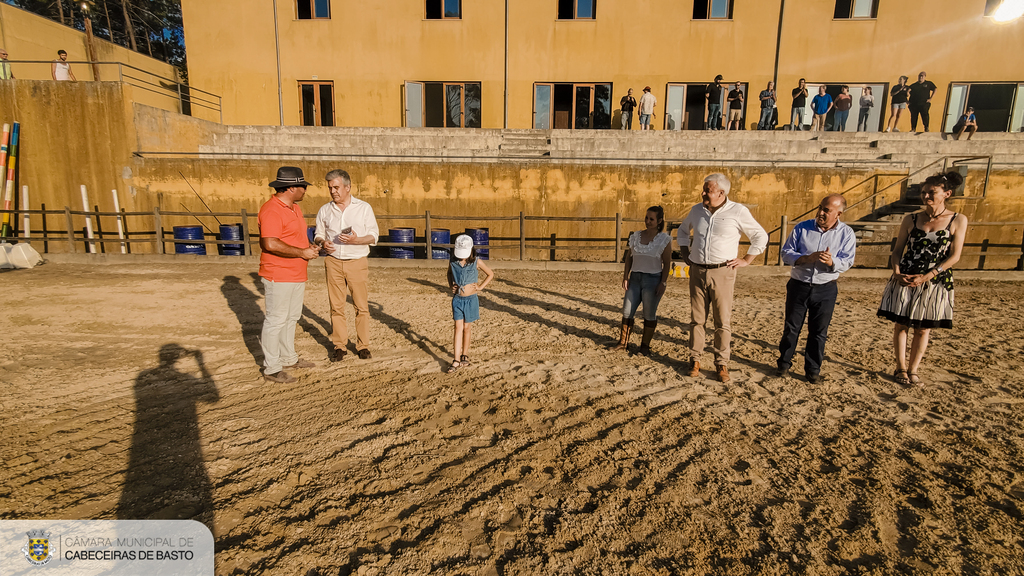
[612,319,634,351]
[716,365,731,382]
[687,360,701,378]
[285,359,315,369]
[264,370,296,384]
[330,349,347,363]
[357,349,372,360]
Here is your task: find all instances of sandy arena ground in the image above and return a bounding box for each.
[1,261,1023,575]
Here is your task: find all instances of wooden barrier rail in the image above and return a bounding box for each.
[2,208,1022,270]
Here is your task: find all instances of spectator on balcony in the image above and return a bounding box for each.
[832,85,852,131]
[638,86,656,131]
[857,86,874,131]
[885,75,910,132]
[51,50,76,81]
[620,88,637,130]
[952,107,978,141]
[0,48,14,80]
[757,81,776,130]
[726,82,744,131]
[908,71,937,133]
[706,75,724,130]
[790,78,808,131]
[810,85,833,132]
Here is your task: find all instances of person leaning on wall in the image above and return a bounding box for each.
[52,49,76,81]
[0,48,14,80]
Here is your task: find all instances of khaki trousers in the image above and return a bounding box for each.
[325,256,370,351]
[689,265,737,366]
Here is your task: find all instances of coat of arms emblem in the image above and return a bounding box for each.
[21,529,53,566]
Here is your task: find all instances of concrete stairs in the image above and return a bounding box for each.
[191,126,1024,169]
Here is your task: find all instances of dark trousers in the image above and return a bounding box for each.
[777,279,838,376]
[909,102,931,131]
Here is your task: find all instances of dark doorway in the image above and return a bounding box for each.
[553,84,573,129]
[966,84,1015,132]
[685,84,707,130]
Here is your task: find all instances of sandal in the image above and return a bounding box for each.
[447,360,462,374]
[893,369,911,386]
[909,373,922,387]
[460,355,471,367]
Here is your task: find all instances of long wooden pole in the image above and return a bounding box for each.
[81,185,96,253]
[21,185,30,240]
[0,122,19,237]
[112,189,127,253]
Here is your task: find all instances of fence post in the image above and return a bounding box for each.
[241,209,251,256]
[154,207,164,255]
[550,232,556,262]
[614,212,622,264]
[93,204,105,254]
[425,210,432,259]
[979,238,989,270]
[519,211,525,261]
[121,208,130,254]
[41,202,49,254]
[776,215,788,266]
[64,207,76,253]
[1018,228,1024,271]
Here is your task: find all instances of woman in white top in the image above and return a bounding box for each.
[52,49,76,81]
[857,86,874,132]
[613,205,673,356]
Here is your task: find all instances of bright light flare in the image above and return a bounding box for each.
[993,0,1024,22]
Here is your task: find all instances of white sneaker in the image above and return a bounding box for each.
[893,128,900,132]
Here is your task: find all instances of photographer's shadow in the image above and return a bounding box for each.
[117,344,219,529]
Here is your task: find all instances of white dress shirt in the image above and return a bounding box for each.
[314,197,379,260]
[676,199,768,265]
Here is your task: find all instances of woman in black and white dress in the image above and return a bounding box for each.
[877,171,968,386]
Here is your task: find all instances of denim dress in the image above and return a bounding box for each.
[450,259,480,323]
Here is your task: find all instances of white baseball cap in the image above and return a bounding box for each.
[454,234,473,259]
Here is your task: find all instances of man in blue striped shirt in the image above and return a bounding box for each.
[777,194,857,383]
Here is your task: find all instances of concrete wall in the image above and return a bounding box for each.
[181,0,1024,129]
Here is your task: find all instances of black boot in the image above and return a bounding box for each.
[638,320,658,356]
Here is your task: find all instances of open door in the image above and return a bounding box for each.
[665,84,686,130]
[944,83,968,133]
[534,83,553,129]
[405,81,424,127]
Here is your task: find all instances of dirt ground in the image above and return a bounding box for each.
[1,261,1023,576]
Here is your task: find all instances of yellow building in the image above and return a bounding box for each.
[181,0,1024,132]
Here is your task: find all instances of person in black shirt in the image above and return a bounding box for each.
[790,78,808,130]
[705,75,724,130]
[727,82,745,131]
[620,88,637,130]
[908,71,937,132]
[886,75,910,132]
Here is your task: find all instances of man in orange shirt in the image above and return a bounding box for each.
[259,167,320,383]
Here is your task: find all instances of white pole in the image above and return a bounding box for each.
[21,185,29,240]
[112,189,126,253]
[81,185,95,254]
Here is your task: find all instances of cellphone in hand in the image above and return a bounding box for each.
[340,227,353,235]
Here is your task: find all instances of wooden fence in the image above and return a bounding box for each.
[2,207,1023,270]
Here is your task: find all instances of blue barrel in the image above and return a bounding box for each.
[173,226,206,255]
[389,228,415,259]
[306,225,317,246]
[465,227,489,260]
[431,228,451,260]
[219,224,244,256]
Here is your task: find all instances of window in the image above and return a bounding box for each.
[299,82,334,126]
[405,82,481,128]
[558,0,595,19]
[297,0,330,19]
[693,0,733,19]
[834,0,878,19]
[534,83,611,129]
[426,0,461,19]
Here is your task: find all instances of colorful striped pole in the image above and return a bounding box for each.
[0,124,9,173]
[0,122,20,238]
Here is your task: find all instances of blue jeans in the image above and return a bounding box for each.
[622,272,664,322]
[707,104,722,129]
[832,109,849,131]
[758,107,774,130]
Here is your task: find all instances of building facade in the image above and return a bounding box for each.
[181,0,1024,132]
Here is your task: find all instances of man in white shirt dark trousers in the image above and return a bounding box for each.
[677,173,768,382]
[777,195,857,383]
[314,169,380,361]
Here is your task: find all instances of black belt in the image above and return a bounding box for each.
[691,262,729,269]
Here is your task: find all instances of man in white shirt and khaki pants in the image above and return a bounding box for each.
[677,173,768,382]
[314,169,380,362]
